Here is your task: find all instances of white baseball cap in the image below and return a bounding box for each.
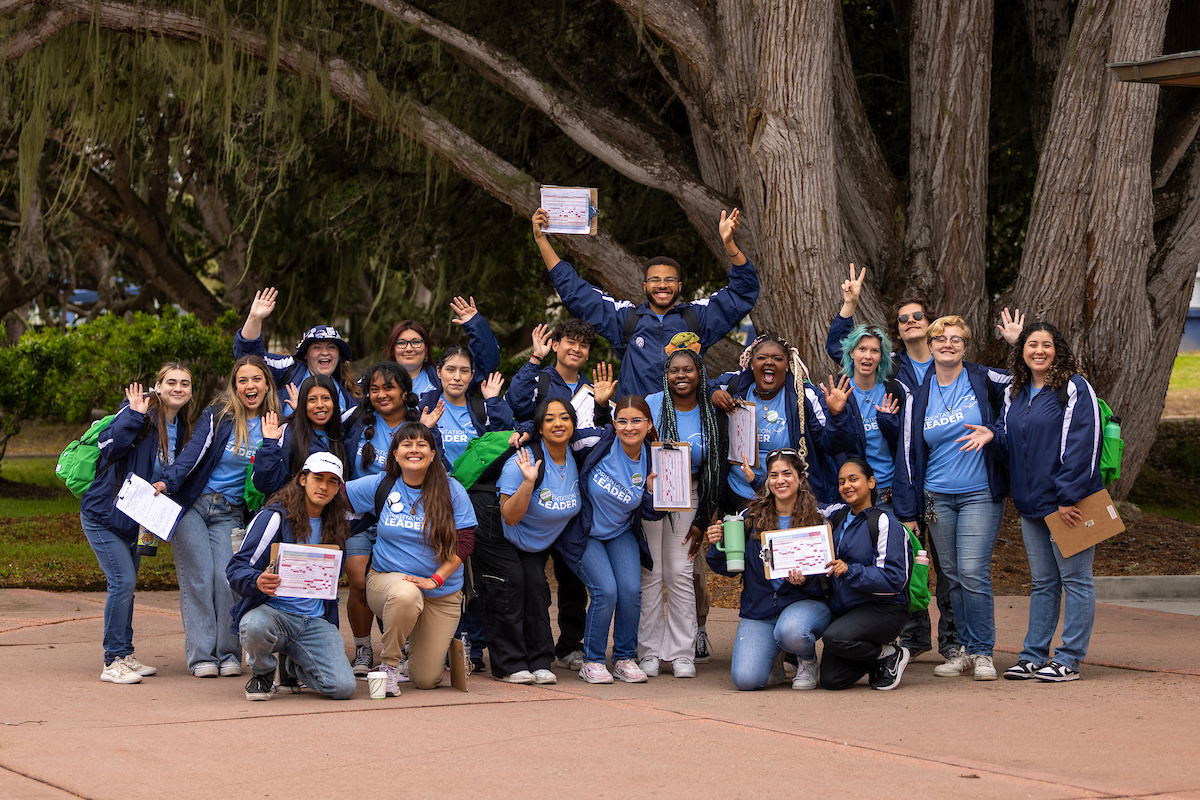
[302,452,344,482]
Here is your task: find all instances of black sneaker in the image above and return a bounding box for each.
[470,656,486,674]
[870,646,910,691]
[1003,659,1041,680]
[278,655,302,693]
[694,629,713,664]
[245,673,275,701]
[1034,661,1080,682]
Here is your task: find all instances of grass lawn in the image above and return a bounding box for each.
[0,458,81,518]
[1170,353,1200,392]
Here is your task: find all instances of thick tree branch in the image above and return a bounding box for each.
[1152,94,1200,191]
[605,0,713,77]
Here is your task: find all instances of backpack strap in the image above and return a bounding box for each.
[349,474,397,534]
[468,394,487,433]
[536,370,552,406]
[1056,383,1069,411]
[680,305,699,335]
[622,305,701,351]
[621,308,640,352]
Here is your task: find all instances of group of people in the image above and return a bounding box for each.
[79,207,1106,699]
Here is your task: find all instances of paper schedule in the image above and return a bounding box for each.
[115,473,184,540]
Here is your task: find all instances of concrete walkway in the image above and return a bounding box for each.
[2,589,1199,799]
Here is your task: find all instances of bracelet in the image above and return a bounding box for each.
[430,573,444,588]
[530,356,542,363]
[729,249,742,259]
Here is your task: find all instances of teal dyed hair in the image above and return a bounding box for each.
[839,324,893,385]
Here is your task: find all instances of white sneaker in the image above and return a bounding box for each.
[192,662,219,678]
[579,661,614,684]
[672,657,696,678]
[612,658,649,683]
[101,659,142,684]
[933,647,973,677]
[532,669,558,685]
[500,670,535,684]
[639,656,661,677]
[555,650,584,671]
[767,652,786,686]
[791,659,818,690]
[973,654,998,681]
[381,662,402,697]
[396,657,411,683]
[219,660,243,677]
[121,654,157,676]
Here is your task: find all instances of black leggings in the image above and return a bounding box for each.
[819,603,909,690]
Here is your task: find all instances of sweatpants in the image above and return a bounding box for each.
[819,603,909,690]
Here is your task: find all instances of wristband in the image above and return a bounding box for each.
[530,356,542,363]
[430,573,444,588]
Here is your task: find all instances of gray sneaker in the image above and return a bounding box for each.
[555,650,584,671]
[932,647,973,677]
[351,644,374,676]
[791,659,818,690]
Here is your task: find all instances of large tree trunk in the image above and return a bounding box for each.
[1010,0,1173,500]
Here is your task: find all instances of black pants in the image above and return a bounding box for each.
[898,521,958,656]
[550,548,587,659]
[470,491,554,676]
[819,603,910,690]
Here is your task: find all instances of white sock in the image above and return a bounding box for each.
[353,636,371,648]
[879,644,896,659]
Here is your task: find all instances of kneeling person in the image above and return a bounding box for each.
[227,453,357,701]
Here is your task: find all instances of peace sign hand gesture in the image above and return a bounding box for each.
[841,263,865,311]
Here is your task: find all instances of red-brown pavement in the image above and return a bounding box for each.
[2,588,1199,799]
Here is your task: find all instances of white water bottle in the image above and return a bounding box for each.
[915,549,930,566]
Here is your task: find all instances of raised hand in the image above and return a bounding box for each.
[421,399,445,428]
[592,362,617,406]
[531,323,553,360]
[248,287,278,322]
[450,296,478,326]
[260,411,282,441]
[739,454,755,483]
[712,389,736,413]
[532,208,550,241]
[480,372,505,400]
[876,393,900,416]
[955,423,994,452]
[284,382,300,412]
[126,383,149,415]
[517,447,541,483]
[841,263,866,309]
[719,208,741,243]
[507,430,531,448]
[997,307,1025,346]
[821,374,852,415]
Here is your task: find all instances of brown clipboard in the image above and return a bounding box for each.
[651,442,693,511]
[449,637,469,692]
[1044,488,1125,558]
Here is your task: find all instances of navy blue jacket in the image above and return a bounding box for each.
[711,368,860,505]
[556,426,668,572]
[84,404,184,541]
[250,424,342,497]
[549,258,759,398]
[826,313,925,393]
[157,407,240,513]
[226,502,341,635]
[892,362,1011,522]
[823,503,910,616]
[234,331,361,412]
[991,375,1103,518]
[705,520,829,621]
[418,388,515,470]
[505,360,597,425]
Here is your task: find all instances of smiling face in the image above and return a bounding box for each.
[539,400,575,447]
[838,461,876,512]
[851,336,882,384]
[393,436,436,477]
[437,354,473,401]
[305,386,334,430]
[751,342,787,398]
[235,364,268,414]
[666,353,699,401]
[1023,330,1056,379]
[897,303,930,345]
[931,324,967,369]
[553,335,590,371]
[305,341,340,377]
[614,405,651,450]
[299,470,341,510]
[156,369,192,413]
[369,376,403,417]
[766,457,801,505]
[392,329,427,374]
[643,263,682,313]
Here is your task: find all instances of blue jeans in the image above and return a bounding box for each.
[239,605,357,699]
[926,489,1004,656]
[577,530,642,663]
[730,600,831,691]
[80,513,141,664]
[172,493,242,671]
[1019,515,1095,669]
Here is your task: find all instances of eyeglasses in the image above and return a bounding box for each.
[614,417,650,428]
[766,448,799,460]
[897,311,925,323]
[394,338,425,350]
[644,277,680,286]
[932,335,965,346]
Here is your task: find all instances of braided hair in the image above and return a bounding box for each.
[350,362,420,471]
[656,350,720,517]
[738,334,810,467]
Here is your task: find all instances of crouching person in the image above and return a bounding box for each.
[227,453,357,701]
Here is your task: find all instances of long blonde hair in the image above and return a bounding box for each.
[148,361,195,463]
[215,356,279,452]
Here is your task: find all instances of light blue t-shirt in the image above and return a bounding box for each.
[852,381,893,489]
[911,356,933,386]
[586,442,648,540]
[923,370,987,493]
[352,417,403,479]
[267,514,325,618]
[203,417,263,503]
[437,397,476,467]
[564,379,580,395]
[344,472,476,597]
[646,391,705,472]
[727,387,792,500]
[411,371,436,398]
[498,450,581,552]
[150,417,178,483]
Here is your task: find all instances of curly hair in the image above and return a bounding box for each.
[745,451,823,541]
[1008,322,1082,395]
[838,324,894,386]
[552,318,596,347]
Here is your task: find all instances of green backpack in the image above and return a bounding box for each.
[451,431,519,491]
[55,414,119,497]
[901,521,932,613]
[1056,387,1123,484]
[244,455,266,513]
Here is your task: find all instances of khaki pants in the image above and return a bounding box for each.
[365,569,461,690]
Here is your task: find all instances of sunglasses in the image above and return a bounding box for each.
[766,448,800,460]
[897,311,925,323]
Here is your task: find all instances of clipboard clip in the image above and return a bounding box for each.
[588,203,599,221]
[662,441,680,451]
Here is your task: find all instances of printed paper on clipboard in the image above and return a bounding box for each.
[727,401,757,467]
[651,442,692,511]
[761,525,834,578]
[540,186,598,235]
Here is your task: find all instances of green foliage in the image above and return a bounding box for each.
[0,324,76,453]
